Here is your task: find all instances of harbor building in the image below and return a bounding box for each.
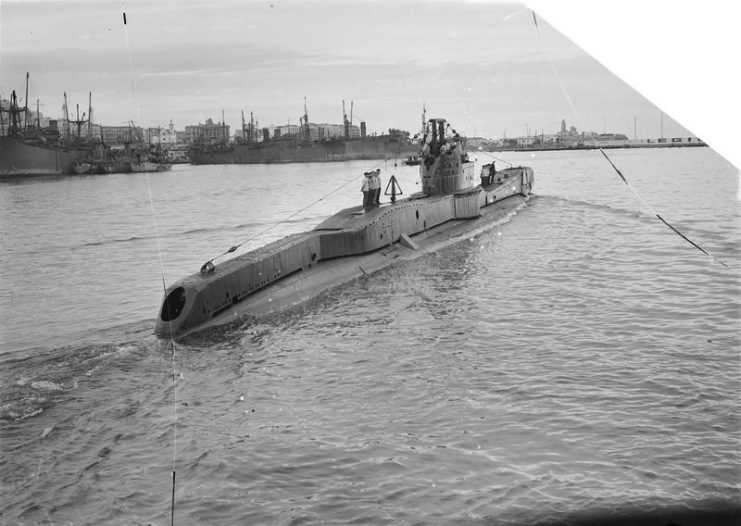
[185,118,230,144]
[146,120,178,146]
[101,125,144,145]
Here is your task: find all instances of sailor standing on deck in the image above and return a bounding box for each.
[362,171,373,211]
[371,169,382,207]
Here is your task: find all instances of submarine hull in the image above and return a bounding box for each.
[155,166,534,340]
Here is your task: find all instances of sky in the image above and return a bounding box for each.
[1,0,738,165]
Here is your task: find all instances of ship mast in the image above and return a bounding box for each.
[75,104,82,138]
[350,102,354,138]
[24,72,29,132]
[63,93,70,140]
[303,96,309,142]
[2,81,30,137]
[342,100,349,139]
[68,98,89,140]
[88,92,92,139]
[7,91,22,137]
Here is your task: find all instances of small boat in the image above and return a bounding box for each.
[129,160,171,172]
[92,161,118,174]
[72,160,93,174]
[72,146,132,175]
[403,155,421,166]
[155,118,534,340]
[127,149,172,172]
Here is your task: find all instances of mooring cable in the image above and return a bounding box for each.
[530,10,731,269]
[120,3,178,523]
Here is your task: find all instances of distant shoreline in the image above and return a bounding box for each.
[479,142,708,154]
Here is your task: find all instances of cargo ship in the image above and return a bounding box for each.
[0,136,89,177]
[188,100,419,165]
[1,77,90,177]
[155,118,534,340]
[189,134,419,165]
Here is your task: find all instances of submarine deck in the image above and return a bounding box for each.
[314,205,371,231]
[314,189,451,232]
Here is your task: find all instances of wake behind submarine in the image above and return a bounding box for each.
[155,118,534,339]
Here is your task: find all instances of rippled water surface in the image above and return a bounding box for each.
[1,148,739,525]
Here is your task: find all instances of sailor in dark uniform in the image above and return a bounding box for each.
[361,171,373,211]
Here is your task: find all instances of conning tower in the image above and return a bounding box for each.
[419,118,475,195]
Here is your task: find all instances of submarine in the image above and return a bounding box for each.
[155,118,534,340]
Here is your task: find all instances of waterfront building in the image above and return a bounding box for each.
[145,120,178,146]
[272,124,300,139]
[317,123,361,140]
[185,118,230,144]
[516,136,538,147]
[260,122,361,141]
[101,125,144,145]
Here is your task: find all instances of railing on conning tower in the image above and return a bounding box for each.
[419,118,475,196]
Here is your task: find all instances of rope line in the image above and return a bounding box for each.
[531,10,730,270]
[121,3,178,523]
[598,149,629,185]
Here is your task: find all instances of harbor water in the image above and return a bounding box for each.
[0,148,739,524]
